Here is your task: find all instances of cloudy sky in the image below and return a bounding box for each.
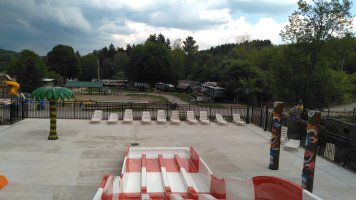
[0,0,355,55]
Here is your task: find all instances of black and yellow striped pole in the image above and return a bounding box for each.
[49,99,57,140]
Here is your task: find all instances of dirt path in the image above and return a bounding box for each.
[74,93,188,104]
[142,93,187,104]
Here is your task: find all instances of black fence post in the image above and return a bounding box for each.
[21,100,25,120]
[260,106,263,127]
[9,103,13,125]
[230,106,233,120]
[189,104,191,110]
[121,102,124,120]
[264,106,268,131]
[166,102,169,117]
[209,106,212,119]
[246,106,250,124]
[343,143,348,167]
[73,101,76,119]
[15,102,19,122]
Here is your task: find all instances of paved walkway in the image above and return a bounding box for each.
[0,119,355,199]
[328,102,356,111]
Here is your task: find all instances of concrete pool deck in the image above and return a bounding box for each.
[0,118,355,199]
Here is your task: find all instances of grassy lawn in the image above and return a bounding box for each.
[161,92,191,102]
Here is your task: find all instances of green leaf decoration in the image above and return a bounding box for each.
[31,86,75,101]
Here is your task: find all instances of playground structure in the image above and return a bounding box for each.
[0,74,23,102]
[93,146,322,200]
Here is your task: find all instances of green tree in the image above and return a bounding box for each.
[107,43,117,58]
[345,73,356,100]
[101,57,116,79]
[146,33,171,49]
[183,36,199,55]
[238,76,262,105]
[280,0,352,108]
[128,42,173,85]
[324,36,356,72]
[113,52,129,79]
[147,34,157,43]
[80,54,98,81]
[173,39,182,50]
[8,50,47,92]
[47,45,81,79]
[182,36,199,78]
[281,0,352,44]
[0,49,18,71]
[170,49,186,80]
[46,71,63,86]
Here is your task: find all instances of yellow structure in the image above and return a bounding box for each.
[4,80,20,96]
[0,74,21,97]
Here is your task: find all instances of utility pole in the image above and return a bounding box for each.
[97,59,100,80]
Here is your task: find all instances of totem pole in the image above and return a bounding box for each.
[302,110,321,192]
[269,102,284,170]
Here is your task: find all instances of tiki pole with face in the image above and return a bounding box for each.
[302,110,321,192]
[269,102,284,170]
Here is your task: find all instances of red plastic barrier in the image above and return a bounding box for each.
[252,176,302,200]
[189,146,200,171]
[210,175,226,199]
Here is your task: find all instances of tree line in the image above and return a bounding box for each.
[1,0,355,109]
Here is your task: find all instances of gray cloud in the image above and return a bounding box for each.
[0,0,321,55]
[207,0,296,16]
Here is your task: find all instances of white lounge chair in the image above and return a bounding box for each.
[199,111,210,125]
[187,111,198,124]
[232,113,246,126]
[107,112,118,124]
[123,109,133,124]
[324,143,335,161]
[281,126,288,146]
[90,111,102,124]
[216,114,228,126]
[157,110,167,124]
[284,139,300,151]
[141,111,151,125]
[94,110,102,115]
[170,110,181,125]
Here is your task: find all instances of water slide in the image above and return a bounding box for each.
[4,80,20,96]
[93,146,322,200]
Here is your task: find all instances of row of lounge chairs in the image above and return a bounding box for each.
[90,109,246,126]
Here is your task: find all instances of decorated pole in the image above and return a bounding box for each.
[49,99,57,140]
[269,102,284,170]
[302,110,321,192]
[32,86,75,140]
